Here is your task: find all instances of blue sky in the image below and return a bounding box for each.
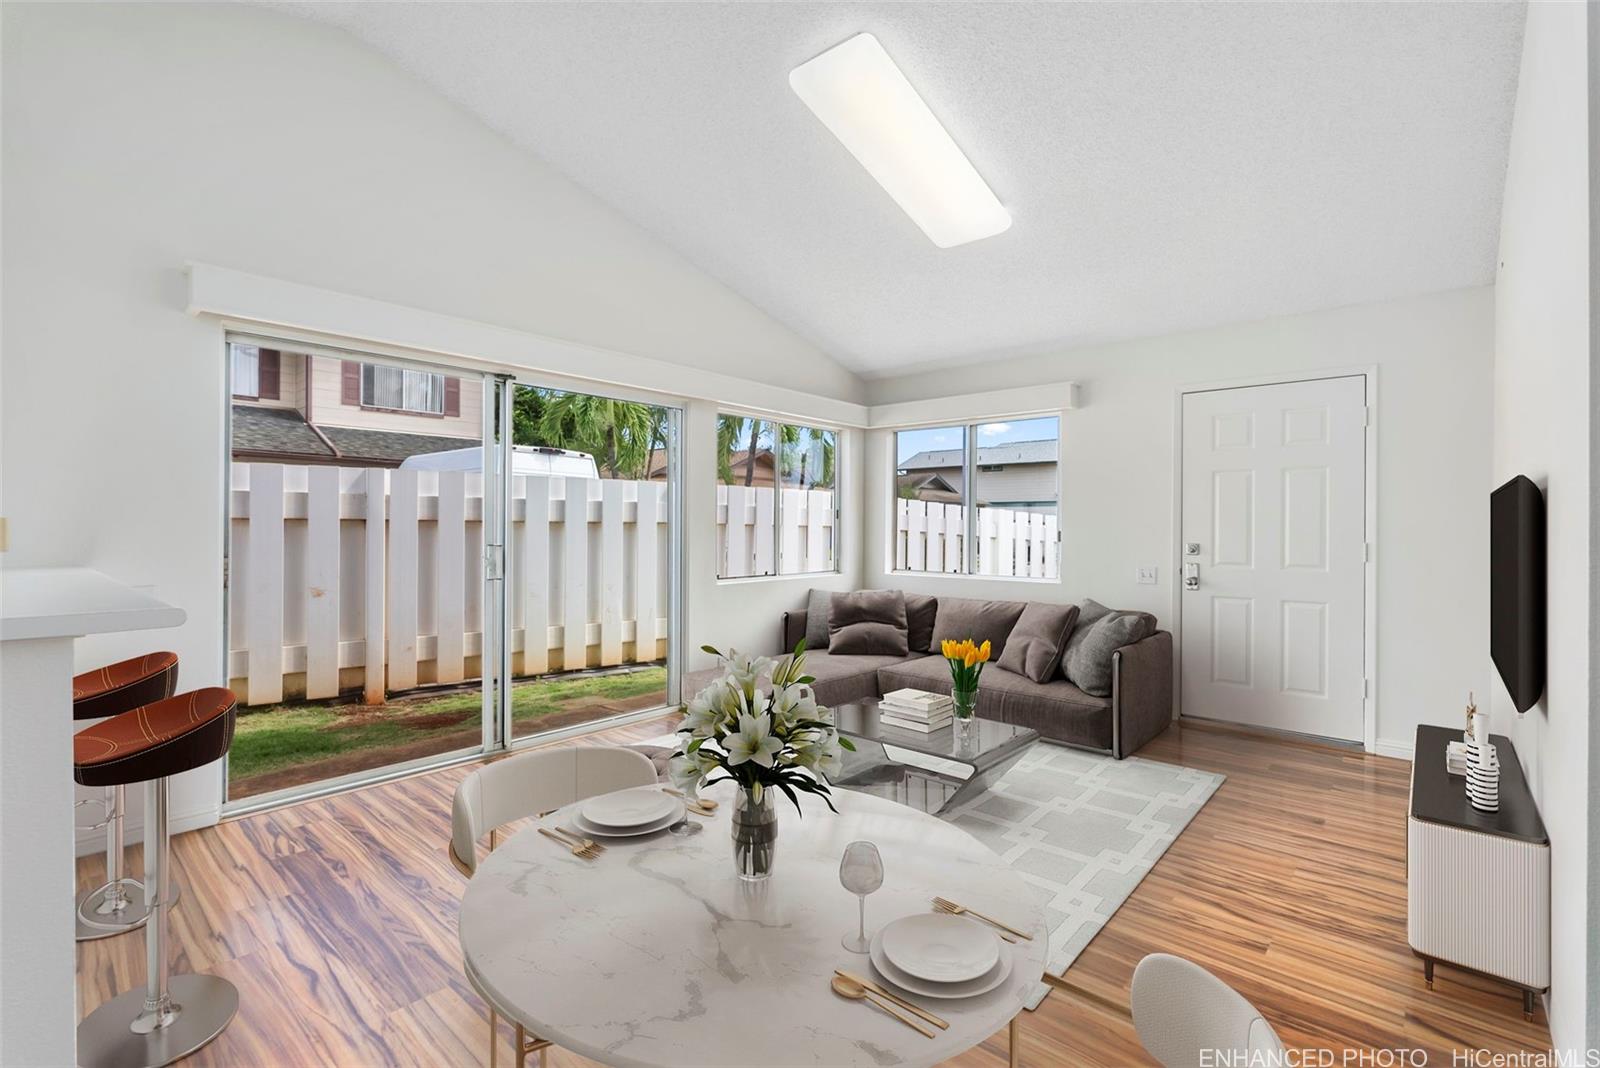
[896,416,1059,465]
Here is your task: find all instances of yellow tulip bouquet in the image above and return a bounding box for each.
[940,637,992,722]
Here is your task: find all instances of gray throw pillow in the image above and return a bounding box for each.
[1062,599,1158,697]
[804,589,834,651]
[828,590,910,656]
[996,602,1081,683]
[904,593,938,653]
[930,597,1027,659]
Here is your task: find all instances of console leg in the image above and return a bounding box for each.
[1524,990,1535,1020]
[1423,959,1433,988]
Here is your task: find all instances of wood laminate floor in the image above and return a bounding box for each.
[76,717,1554,1066]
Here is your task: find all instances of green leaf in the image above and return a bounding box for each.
[701,644,723,657]
[838,737,856,751]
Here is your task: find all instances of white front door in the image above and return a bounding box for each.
[1179,376,1367,743]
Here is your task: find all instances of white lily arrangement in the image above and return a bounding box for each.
[668,641,855,814]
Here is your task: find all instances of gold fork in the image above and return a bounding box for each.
[933,897,1028,941]
[539,827,603,859]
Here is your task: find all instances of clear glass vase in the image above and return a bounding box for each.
[953,685,978,745]
[731,787,778,882]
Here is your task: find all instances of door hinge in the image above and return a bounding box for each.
[1363,406,1373,428]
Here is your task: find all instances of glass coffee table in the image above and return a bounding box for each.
[830,700,1039,814]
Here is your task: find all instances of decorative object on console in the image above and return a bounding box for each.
[940,638,991,741]
[1465,710,1501,814]
[670,642,855,881]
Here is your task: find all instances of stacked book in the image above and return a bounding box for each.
[879,688,955,733]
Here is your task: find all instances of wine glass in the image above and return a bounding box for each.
[839,841,884,953]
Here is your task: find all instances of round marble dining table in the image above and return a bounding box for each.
[458,778,1047,1068]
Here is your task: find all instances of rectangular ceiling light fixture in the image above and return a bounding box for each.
[790,32,1010,249]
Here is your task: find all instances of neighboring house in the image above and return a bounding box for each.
[230,343,482,466]
[649,446,776,486]
[897,439,1058,512]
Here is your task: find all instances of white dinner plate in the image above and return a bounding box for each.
[869,926,1015,1000]
[879,913,1001,983]
[580,787,679,829]
[569,802,684,839]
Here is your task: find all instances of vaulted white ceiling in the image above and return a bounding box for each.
[270,2,1524,378]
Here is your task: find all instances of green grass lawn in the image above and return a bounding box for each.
[229,667,669,789]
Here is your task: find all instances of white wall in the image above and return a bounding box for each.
[1491,0,1595,1052]
[865,287,1495,756]
[0,2,863,838]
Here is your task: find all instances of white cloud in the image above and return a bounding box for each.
[977,422,1012,437]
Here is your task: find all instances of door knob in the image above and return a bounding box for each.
[1183,562,1200,591]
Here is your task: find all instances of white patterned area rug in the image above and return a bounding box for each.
[941,744,1224,1008]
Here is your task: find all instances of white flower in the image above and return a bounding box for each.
[721,650,774,691]
[724,712,783,769]
[667,749,721,796]
[680,686,725,738]
[770,683,818,731]
[812,734,844,780]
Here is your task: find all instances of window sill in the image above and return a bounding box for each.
[716,570,841,586]
[887,570,1060,586]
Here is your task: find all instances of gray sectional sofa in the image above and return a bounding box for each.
[685,593,1174,759]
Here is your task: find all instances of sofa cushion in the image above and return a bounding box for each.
[905,593,938,654]
[684,651,905,709]
[996,602,1081,683]
[930,596,1027,659]
[805,589,834,651]
[1062,599,1157,697]
[828,590,910,656]
[876,655,1113,750]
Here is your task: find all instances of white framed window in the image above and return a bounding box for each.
[717,415,840,579]
[361,363,445,414]
[231,343,260,398]
[894,417,1060,578]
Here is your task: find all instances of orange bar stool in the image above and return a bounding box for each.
[72,652,179,941]
[74,688,240,1068]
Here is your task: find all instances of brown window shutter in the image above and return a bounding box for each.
[258,349,280,400]
[341,360,361,405]
[444,376,461,417]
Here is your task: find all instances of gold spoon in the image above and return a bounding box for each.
[829,975,935,1038]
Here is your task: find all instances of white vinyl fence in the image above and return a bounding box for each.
[894,498,1059,578]
[228,463,671,707]
[715,485,836,578]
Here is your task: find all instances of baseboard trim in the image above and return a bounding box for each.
[1374,738,1415,761]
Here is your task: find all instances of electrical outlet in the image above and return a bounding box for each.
[1136,566,1158,585]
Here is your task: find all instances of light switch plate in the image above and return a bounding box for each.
[1136,566,1157,585]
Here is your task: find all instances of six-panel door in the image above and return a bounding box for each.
[1180,376,1367,742]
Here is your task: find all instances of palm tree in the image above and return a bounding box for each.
[535,392,656,478]
[717,415,764,485]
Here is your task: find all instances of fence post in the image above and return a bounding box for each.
[753,486,774,576]
[561,478,589,671]
[635,482,660,661]
[521,476,551,676]
[725,485,749,578]
[304,466,341,700]
[245,463,285,705]
[435,470,467,684]
[599,480,626,665]
[806,489,831,572]
[363,469,387,705]
[387,468,420,692]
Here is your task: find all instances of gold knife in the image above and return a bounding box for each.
[836,970,949,1030]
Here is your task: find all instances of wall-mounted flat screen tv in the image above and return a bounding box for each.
[1490,474,1545,713]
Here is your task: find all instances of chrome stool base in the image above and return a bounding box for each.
[75,879,182,941]
[76,974,238,1068]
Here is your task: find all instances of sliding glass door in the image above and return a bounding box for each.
[504,383,680,743]
[223,336,682,808]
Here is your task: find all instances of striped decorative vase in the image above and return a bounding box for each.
[1465,716,1500,814]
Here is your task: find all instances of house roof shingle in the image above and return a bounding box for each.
[232,404,479,466]
[898,438,1057,471]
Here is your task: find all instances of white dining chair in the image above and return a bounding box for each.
[1129,953,1286,1068]
[448,746,659,1067]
